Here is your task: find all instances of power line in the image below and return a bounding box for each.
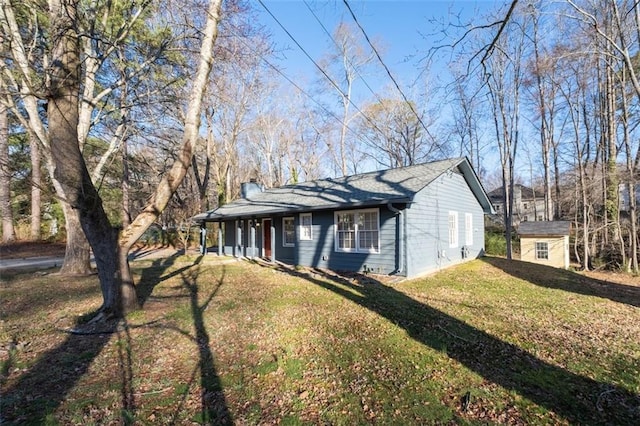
[257,0,343,97]
[258,0,397,156]
[225,28,387,159]
[302,0,380,101]
[342,0,439,147]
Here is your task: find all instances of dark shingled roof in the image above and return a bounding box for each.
[518,221,571,236]
[488,184,542,201]
[194,158,492,221]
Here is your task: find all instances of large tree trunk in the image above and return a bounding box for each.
[48,0,135,316]
[58,199,92,275]
[0,103,15,242]
[46,157,92,275]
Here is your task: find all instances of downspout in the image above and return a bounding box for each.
[387,203,405,275]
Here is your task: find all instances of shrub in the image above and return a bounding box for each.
[485,231,507,256]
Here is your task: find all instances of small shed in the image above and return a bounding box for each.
[519,221,571,269]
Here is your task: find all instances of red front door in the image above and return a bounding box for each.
[263,219,272,259]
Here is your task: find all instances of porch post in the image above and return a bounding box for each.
[270,223,276,263]
[218,221,223,256]
[199,223,207,255]
[250,221,256,260]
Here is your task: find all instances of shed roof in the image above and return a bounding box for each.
[518,221,571,236]
[194,157,493,221]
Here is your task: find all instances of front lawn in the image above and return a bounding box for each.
[1,256,639,424]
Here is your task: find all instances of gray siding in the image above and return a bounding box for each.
[405,171,485,277]
[235,220,245,257]
[219,171,485,278]
[294,207,399,275]
[223,220,235,256]
[274,216,296,264]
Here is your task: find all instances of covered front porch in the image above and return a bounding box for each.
[198,216,290,264]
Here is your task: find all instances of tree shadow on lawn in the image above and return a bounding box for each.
[0,317,117,424]
[136,251,188,306]
[0,252,194,424]
[483,257,640,308]
[166,261,233,425]
[271,264,640,424]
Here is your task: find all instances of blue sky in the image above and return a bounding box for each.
[254,0,509,177]
[256,0,507,97]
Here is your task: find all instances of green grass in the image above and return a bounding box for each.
[1,256,639,424]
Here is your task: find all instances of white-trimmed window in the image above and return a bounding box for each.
[465,213,473,246]
[449,211,458,248]
[536,242,549,260]
[335,208,379,253]
[299,213,312,241]
[283,217,295,247]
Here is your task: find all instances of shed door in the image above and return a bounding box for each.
[263,219,272,258]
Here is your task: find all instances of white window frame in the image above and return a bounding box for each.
[299,213,312,241]
[449,211,458,248]
[282,217,295,247]
[465,213,473,246]
[334,208,380,254]
[535,241,549,260]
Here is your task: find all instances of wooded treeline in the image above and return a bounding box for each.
[462,0,640,272]
[1,0,640,289]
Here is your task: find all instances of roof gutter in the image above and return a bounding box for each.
[387,202,405,275]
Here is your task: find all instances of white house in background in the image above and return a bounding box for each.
[488,184,550,224]
[619,183,640,212]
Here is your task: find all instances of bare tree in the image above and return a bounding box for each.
[0,102,14,242]
[556,48,596,270]
[204,19,271,204]
[527,2,556,220]
[320,22,375,176]
[1,0,198,273]
[619,62,639,272]
[565,0,640,269]
[251,110,287,188]
[294,104,329,182]
[115,0,223,316]
[483,7,528,260]
[449,69,485,176]
[29,131,41,240]
[357,97,440,168]
[14,0,224,319]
